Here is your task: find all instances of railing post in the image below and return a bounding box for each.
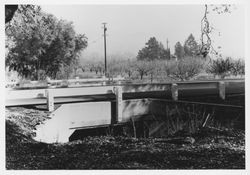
[218,81,225,100]
[171,83,178,101]
[114,86,123,122]
[46,89,54,111]
[75,76,79,85]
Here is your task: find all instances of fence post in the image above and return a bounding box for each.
[114,86,123,122]
[218,81,226,100]
[171,83,178,101]
[46,89,54,111]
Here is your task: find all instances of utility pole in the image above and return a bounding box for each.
[102,23,107,77]
[166,38,171,60]
[166,38,169,50]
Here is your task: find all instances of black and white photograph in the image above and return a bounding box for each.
[2,0,248,172]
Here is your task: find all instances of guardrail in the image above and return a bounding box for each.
[5,77,125,88]
[5,80,244,113]
[48,77,125,84]
[45,81,242,111]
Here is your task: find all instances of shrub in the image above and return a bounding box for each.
[231,59,245,77]
[18,79,31,87]
[165,56,205,81]
[206,57,233,79]
[37,70,47,81]
[60,80,69,87]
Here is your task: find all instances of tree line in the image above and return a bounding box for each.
[5,5,244,82]
[136,34,201,61]
[78,56,244,82]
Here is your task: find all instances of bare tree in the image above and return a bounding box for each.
[135,61,152,80]
[123,60,136,78]
[165,57,204,81]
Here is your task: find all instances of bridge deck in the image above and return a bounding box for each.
[5,79,244,107]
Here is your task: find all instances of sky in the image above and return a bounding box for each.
[41,4,245,59]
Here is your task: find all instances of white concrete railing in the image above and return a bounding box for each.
[6,80,244,115]
[48,77,125,84]
[44,81,228,116]
[45,86,115,111]
[5,77,125,88]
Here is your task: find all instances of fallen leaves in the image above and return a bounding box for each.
[5,106,245,169]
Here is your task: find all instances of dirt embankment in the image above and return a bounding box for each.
[5,107,245,169]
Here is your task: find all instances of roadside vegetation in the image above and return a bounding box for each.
[6,56,245,89]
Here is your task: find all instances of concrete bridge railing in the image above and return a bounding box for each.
[45,81,227,113]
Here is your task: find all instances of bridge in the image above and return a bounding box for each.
[5,79,245,143]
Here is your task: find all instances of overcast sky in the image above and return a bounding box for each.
[41,4,245,59]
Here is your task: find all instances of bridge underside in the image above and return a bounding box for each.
[34,95,244,143]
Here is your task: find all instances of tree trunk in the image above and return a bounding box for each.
[74,68,77,77]
[128,71,131,78]
[140,73,143,80]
